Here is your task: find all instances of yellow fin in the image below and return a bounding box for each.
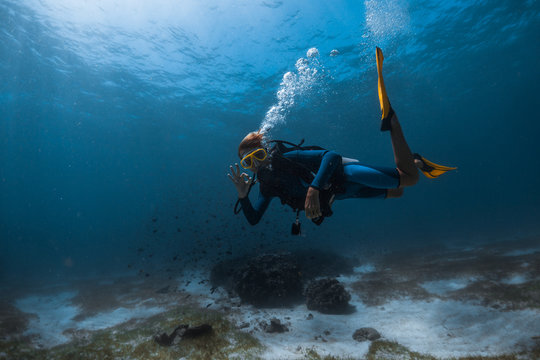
[376,47,391,121]
[416,154,457,179]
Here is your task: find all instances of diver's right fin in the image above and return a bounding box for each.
[414,153,457,179]
[376,47,393,132]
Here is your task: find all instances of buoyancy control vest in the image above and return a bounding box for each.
[257,139,345,225]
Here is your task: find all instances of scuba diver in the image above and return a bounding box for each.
[228,48,456,234]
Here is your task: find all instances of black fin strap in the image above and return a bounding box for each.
[413,153,434,172]
[380,107,394,132]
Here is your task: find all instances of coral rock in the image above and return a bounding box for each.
[304,278,352,314]
[352,327,381,342]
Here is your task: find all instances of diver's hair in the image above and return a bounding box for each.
[238,131,265,158]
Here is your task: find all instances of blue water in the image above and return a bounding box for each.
[1,0,539,283]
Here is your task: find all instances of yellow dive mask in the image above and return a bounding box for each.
[240,148,267,169]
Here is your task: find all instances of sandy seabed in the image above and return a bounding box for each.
[1,238,539,360]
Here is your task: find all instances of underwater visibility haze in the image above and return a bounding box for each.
[1,0,539,358]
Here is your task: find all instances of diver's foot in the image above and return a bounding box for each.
[413,153,457,179]
[413,154,430,171]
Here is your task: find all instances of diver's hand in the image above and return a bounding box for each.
[228,163,253,199]
[305,187,322,219]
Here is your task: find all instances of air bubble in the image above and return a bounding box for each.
[259,50,323,135]
[307,48,319,58]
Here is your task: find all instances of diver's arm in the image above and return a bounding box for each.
[239,193,272,225]
[229,163,269,224]
[285,150,342,190]
[310,150,342,190]
[285,150,341,219]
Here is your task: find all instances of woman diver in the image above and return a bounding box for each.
[228,48,456,231]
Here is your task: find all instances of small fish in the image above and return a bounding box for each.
[137,248,144,252]
[226,251,232,255]
[184,294,191,299]
[175,215,179,219]
[177,228,181,232]
[153,229,158,234]
[185,280,191,286]
[127,264,132,268]
[152,218,157,222]
[210,287,217,294]
[145,273,150,277]
[148,254,153,258]
[173,255,178,261]
[205,303,212,308]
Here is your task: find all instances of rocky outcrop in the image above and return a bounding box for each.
[304,278,353,314]
[352,327,381,342]
[210,250,355,308]
[234,253,303,307]
[263,318,289,333]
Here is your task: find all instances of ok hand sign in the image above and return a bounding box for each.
[228,163,253,199]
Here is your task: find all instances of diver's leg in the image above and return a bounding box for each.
[342,163,399,189]
[376,47,419,187]
[386,187,404,198]
[389,113,419,187]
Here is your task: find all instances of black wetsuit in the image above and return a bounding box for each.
[239,149,400,225]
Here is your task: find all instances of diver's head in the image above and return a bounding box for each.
[238,131,269,173]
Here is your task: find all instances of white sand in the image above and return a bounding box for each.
[501,274,530,285]
[15,291,80,346]
[420,277,477,295]
[353,263,376,274]
[12,256,540,357]
[15,291,164,347]
[504,248,540,256]
[222,297,540,359]
[185,273,540,359]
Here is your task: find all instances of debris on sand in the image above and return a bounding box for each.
[154,324,212,346]
[263,318,288,333]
